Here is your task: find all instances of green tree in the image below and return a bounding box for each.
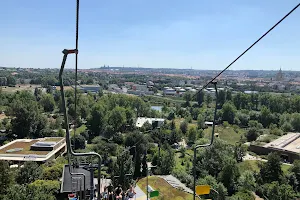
[259,181,296,200]
[197,113,205,129]
[108,106,127,133]
[260,106,272,128]
[196,90,205,106]
[196,139,234,177]
[16,162,42,184]
[238,170,256,191]
[180,120,188,134]
[246,127,260,142]
[291,113,300,132]
[205,94,212,106]
[0,161,12,196]
[7,76,16,86]
[218,158,240,195]
[87,104,107,137]
[11,100,48,138]
[260,153,283,184]
[188,127,197,144]
[28,180,60,196]
[197,175,227,200]
[158,147,175,175]
[229,190,255,200]
[71,134,86,150]
[40,94,55,112]
[218,90,226,108]
[221,102,236,124]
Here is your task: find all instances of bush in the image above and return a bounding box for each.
[223,121,230,128]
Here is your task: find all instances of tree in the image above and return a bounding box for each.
[205,94,212,106]
[218,90,226,108]
[71,134,86,150]
[246,127,260,142]
[40,94,55,112]
[188,127,197,144]
[196,91,204,106]
[259,181,296,200]
[125,131,149,178]
[28,180,60,196]
[7,76,16,86]
[180,120,188,134]
[238,170,256,191]
[221,102,236,124]
[218,158,240,195]
[260,106,272,128]
[229,190,255,200]
[170,120,176,130]
[197,113,205,129]
[158,147,175,175]
[260,153,283,184]
[11,100,48,138]
[87,104,107,137]
[0,161,11,195]
[196,139,234,178]
[197,175,227,200]
[108,106,127,133]
[288,160,300,192]
[291,113,300,132]
[183,92,192,106]
[16,162,42,184]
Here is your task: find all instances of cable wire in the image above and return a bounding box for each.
[193,3,300,99]
[74,0,80,150]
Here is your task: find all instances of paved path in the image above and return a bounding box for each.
[134,185,147,200]
[158,175,193,194]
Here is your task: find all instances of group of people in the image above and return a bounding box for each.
[102,184,136,200]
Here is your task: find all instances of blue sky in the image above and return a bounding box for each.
[0,0,299,70]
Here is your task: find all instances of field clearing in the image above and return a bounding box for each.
[137,176,193,200]
[71,124,87,136]
[171,118,197,131]
[1,84,37,93]
[238,160,291,174]
[204,125,244,145]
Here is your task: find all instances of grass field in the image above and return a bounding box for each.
[171,118,197,131]
[204,125,245,145]
[1,85,37,93]
[238,160,291,174]
[70,124,87,136]
[137,176,193,200]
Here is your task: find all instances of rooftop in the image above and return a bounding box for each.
[0,137,66,162]
[264,133,300,153]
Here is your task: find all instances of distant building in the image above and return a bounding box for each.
[132,84,148,92]
[249,133,300,163]
[163,88,176,95]
[135,117,165,128]
[79,85,101,93]
[275,68,284,81]
[0,137,66,163]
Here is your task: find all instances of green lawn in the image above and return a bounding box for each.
[204,125,245,145]
[70,124,87,136]
[238,160,291,174]
[137,176,193,200]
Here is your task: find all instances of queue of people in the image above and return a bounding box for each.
[101,184,136,200]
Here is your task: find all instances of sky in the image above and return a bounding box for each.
[0,0,300,70]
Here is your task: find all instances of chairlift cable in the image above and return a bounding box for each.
[192,3,300,100]
[74,0,80,150]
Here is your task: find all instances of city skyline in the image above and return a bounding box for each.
[0,0,300,70]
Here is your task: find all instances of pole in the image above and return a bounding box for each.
[193,148,196,200]
[192,82,218,200]
[90,165,94,200]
